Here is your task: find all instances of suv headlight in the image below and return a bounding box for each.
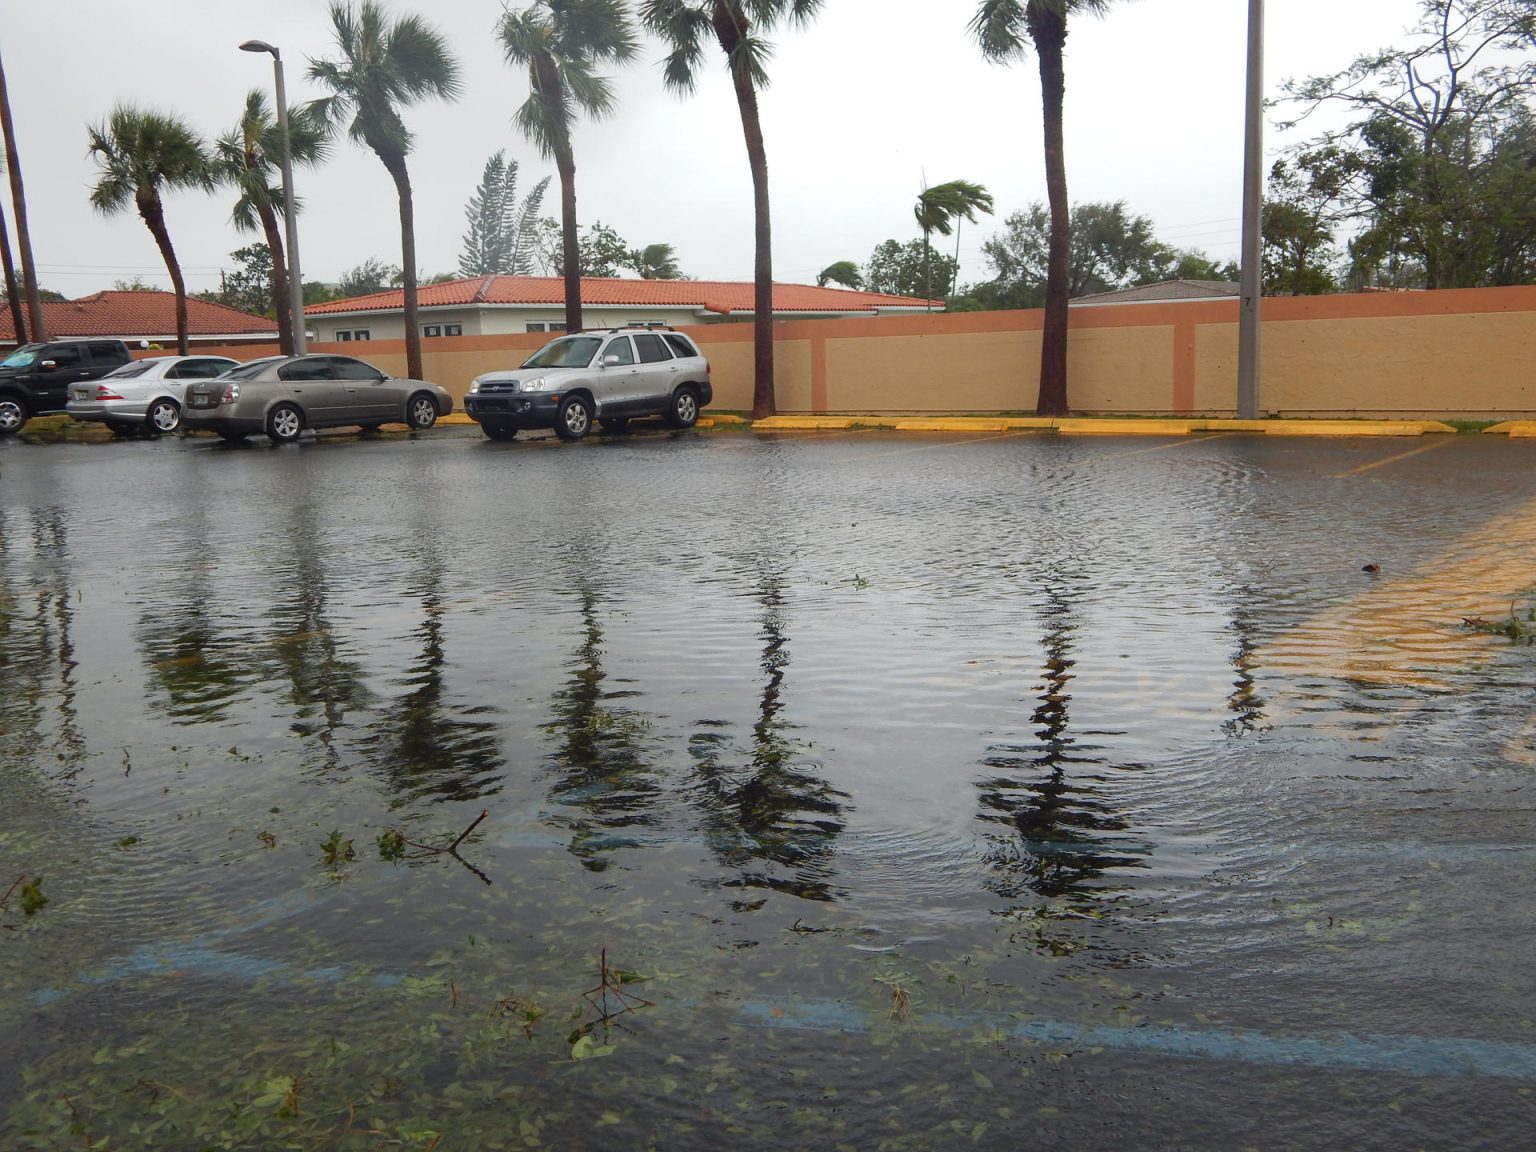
[468,377,483,394]
[522,376,549,392]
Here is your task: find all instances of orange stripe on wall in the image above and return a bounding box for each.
[811,335,827,413]
[1172,318,1195,414]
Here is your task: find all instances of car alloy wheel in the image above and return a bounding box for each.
[267,403,303,444]
[406,393,438,430]
[0,397,26,434]
[669,386,699,428]
[555,395,592,441]
[147,398,181,434]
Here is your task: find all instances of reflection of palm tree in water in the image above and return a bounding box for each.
[689,570,848,903]
[544,572,663,871]
[369,542,503,807]
[267,500,370,770]
[977,586,1143,902]
[0,508,86,771]
[137,502,259,726]
[1224,597,1266,735]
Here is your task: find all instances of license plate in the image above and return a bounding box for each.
[189,395,217,409]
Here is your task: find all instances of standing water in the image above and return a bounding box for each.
[3,427,1535,1150]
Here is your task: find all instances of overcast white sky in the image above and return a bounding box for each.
[2,0,1426,297]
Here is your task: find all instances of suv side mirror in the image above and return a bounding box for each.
[39,359,56,371]
[602,354,621,367]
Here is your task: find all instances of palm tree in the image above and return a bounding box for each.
[915,179,993,308]
[308,1,461,381]
[971,0,1112,416]
[212,90,329,354]
[0,46,45,339]
[633,242,681,279]
[641,0,823,420]
[816,260,862,289]
[0,152,25,340]
[498,0,637,334]
[86,106,211,355]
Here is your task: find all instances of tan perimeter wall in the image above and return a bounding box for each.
[213,286,1536,419]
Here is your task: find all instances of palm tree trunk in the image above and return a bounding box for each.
[257,202,294,355]
[0,196,25,342]
[0,49,45,340]
[380,149,423,380]
[714,3,775,419]
[556,145,581,334]
[139,192,188,355]
[1031,8,1070,417]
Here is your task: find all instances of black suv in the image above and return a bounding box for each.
[0,340,133,435]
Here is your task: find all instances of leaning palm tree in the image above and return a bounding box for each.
[971,0,1112,416]
[499,0,637,334]
[308,1,461,381]
[0,46,45,340]
[641,0,823,420]
[86,106,211,355]
[212,90,329,354]
[915,179,993,308]
[633,242,681,279]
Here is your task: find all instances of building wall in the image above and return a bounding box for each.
[313,304,710,345]
[227,285,1536,418]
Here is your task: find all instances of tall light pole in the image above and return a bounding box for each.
[240,39,305,355]
[1236,0,1264,418]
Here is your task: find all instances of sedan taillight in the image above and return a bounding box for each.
[220,383,240,403]
[94,386,125,400]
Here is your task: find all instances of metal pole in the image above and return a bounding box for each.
[271,52,305,355]
[1237,0,1263,419]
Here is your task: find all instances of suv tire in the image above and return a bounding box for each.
[555,395,593,441]
[0,395,27,435]
[668,386,699,429]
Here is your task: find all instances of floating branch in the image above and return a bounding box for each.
[383,809,493,885]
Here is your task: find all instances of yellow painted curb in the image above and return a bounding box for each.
[1057,419,1197,436]
[1258,420,1435,437]
[894,418,1011,432]
[1485,421,1536,437]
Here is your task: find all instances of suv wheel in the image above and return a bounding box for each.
[555,395,593,441]
[146,398,181,435]
[0,396,27,435]
[668,386,699,429]
[266,403,304,444]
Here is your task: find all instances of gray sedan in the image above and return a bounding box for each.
[182,354,453,444]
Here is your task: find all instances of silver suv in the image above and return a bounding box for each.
[463,326,712,441]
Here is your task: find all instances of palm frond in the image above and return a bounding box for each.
[970,0,1029,62]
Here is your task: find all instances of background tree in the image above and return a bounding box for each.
[87,105,211,354]
[458,149,552,277]
[212,90,328,354]
[338,256,402,297]
[199,243,279,316]
[816,260,862,289]
[632,242,681,279]
[1261,154,1345,295]
[642,0,824,420]
[577,220,633,276]
[862,238,958,299]
[972,0,1114,416]
[308,0,461,380]
[915,179,993,305]
[112,276,163,292]
[1276,0,1536,289]
[499,0,637,333]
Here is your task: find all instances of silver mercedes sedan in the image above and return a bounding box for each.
[67,354,238,435]
[182,354,453,444]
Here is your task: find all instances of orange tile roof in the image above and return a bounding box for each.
[0,290,277,342]
[305,275,936,316]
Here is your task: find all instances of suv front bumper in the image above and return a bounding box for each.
[463,391,563,429]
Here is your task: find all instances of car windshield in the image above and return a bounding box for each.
[521,337,600,369]
[103,360,156,379]
[1,345,43,368]
[218,357,285,380]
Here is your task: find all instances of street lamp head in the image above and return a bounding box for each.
[239,40,279,58]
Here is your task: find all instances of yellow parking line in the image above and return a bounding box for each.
[1338,437,1455,477]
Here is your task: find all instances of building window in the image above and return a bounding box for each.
[549,323,567,332]
[423,324,442,338]
[351,330,370,341]
[336,330,351,342]
[525,322,545,333]
[444,324,462,336]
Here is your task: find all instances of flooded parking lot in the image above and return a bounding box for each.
[3,425,1535,1149]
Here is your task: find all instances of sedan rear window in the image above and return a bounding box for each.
[522,337,601,369]
[103,360,156,379]
[221,357,285,380]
